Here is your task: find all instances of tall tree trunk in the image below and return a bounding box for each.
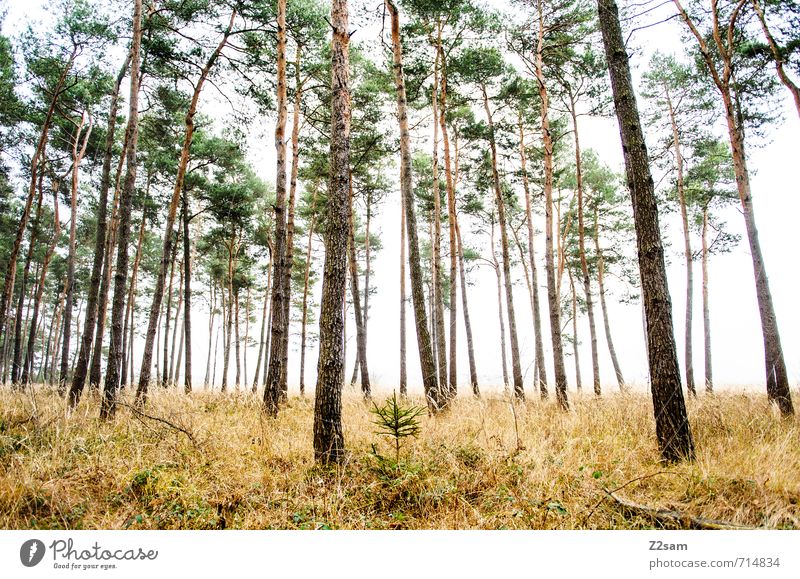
[482,86,524,400]
[491,217,509,389]
[299,189,317,396]
[568,269,582,391]
[135,10,237,405]
[163,230,178,387]
[347,178,370,398]
[252,263,271,392]
[701,205,712,393]
[221,238,235,392]
[599,0,694,460]
[101,0,143,419]
[534,0,568,408]
[569,93,600,395]
[455,217,478,396]
[314,0,350,464]
[673,0,792,415]
[169,264,184,386]
[89,140,130,389]
[593,205,624,388]
[437,35,458,398]
[385,0,441,411]
[122,207,146,389]
[664,86,695,396]
[264,0,290,415]
[518,113,548,398]
[430,34,448,395]
[234,290,241,388]
[399,183,408,397]
[69,53,130,405]
[278,42,304,400]
[205,280,216,387]
[182,188,192,393]
[60,113,93,393]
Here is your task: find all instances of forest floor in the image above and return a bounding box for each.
[0,386,798,530]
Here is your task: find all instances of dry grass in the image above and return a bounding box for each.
[0,386,798,529]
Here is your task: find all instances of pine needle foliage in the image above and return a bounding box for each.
[371,391,424,462]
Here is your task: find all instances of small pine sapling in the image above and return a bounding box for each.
[371,391,424,462]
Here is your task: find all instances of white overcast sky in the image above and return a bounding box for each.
[4,0,799,395]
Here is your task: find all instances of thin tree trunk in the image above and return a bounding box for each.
[299,189,317,396]
[135,10,237,406]
[491,217,509,389]
[252,262,271,392]
[518,112,548,399]
[182,188,192,393]
[163,230,178,387]
[347,177,370,398]
[90,138,130,390]
[264,0,290,415]
[599,0,694,460]
[534,0,568,408]
[399,184,408,397]
[169,264,184,386]
[314,0,350,464]
[122,208,146,389]
[437,34,458,398]
[234,290,241,388]
[455,217,478,396]
[205,280,216,387]
[385,0,441,410]
[221,238,235,392]
[483,85,524,400]
[60,113,93,393]
[569,93,600,395]
[69,53,130,405]
[100,0,142,417]
[593,205,624,388]
[384,0,440,408]
[430,36,448,396]
[568,269,582,392]
[702,205,712,393]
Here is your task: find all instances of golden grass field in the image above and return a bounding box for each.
[0,386,798,529]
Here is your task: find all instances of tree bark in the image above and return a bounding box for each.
[299,189,317,396]
[182,188,192,392]
[533,6,568,408]
[60,113,93,393]
[385,0,442,410]
[163,229,178,387]
[599,0,694,460]
[568,269,582,391]
[347,178,370,398]
[437,36,458,399]
[69,53,130,405]
[483,85,524,400]
[455,217,478,396]
[121,210,146,388]
[430,33,448,396]
[569,93,600,395]
[264,0,290,415]
[314,0,350,464]
[399,187,408,397]
[701,205,712,393]
[491,216,510,389]
[518,113,548,398]
[101,0,142,419]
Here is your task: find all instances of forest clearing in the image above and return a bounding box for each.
[1,387,798,530]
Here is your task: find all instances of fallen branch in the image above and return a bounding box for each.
[117,401,201,450]
[603,488,752,530]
